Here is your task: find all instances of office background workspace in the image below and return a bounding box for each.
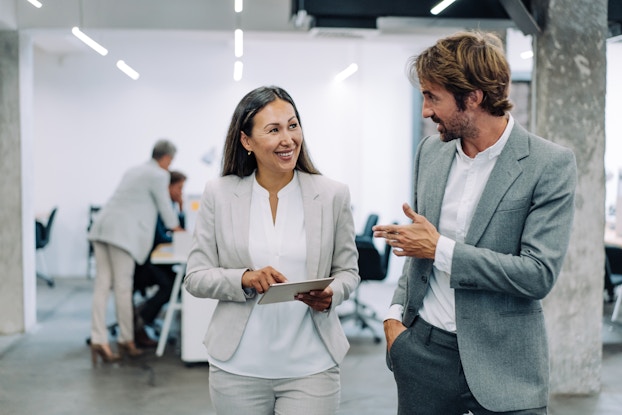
[29,27,525,281]
[14,9,622,282]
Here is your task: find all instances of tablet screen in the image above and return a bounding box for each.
[257,277,335,305]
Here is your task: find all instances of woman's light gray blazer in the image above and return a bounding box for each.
[184,172,360,365]
[88,159,180,264]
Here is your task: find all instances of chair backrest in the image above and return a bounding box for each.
[36,207,58,250]
[359,213,379,239]
[606,245,622,275]
[356,237,390,282]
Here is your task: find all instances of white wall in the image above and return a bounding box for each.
[33,30,445,281]
[32,28,622,283]
[606,41,622,220]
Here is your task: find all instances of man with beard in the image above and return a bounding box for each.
[373,31,577,414]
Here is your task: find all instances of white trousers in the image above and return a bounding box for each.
[90,241,135,344]
[209,365,340,415]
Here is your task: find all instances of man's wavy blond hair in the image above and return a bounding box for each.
[408,31,513,116]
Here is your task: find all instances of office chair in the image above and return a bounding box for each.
[359,213,379,239]
[341,234,392,343]
[35,207,58,287]
[605,245,622,321]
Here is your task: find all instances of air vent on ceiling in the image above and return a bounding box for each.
[308,27,379,39]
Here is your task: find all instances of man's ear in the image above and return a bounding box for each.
[468,90,484,108]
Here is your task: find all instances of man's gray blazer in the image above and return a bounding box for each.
[184,171,360,365]
[391,122,577,411]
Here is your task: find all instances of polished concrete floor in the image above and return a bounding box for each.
[1,278,621,415]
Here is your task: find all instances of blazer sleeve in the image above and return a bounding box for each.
[150,169,180,230]
[184,179,251,303]
[325,183,360,309]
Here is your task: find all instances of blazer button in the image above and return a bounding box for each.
[421,275,428,283]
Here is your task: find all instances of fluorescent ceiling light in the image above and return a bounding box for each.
[520,50,534,59]
[235,0,243,13]
[71,27,108,56]
[116,60,140,80]
[430,0,457,16]
[235,29,243,58]
[26,0,43,8]
[334,63,358,83]
[233,61,243,81]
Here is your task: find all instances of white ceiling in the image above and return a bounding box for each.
[6,0,295,32]
[6,0,511,53]
[1,0,533,74]
[3,0,304,56]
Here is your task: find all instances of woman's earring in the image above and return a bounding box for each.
[248,150,252,156]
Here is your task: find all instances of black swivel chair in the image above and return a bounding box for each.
[605,245,622,321]
[359,213,379,239]
[35,207,58,287]
[341,232,392,343]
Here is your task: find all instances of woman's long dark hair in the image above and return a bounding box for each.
[221,86,320,177]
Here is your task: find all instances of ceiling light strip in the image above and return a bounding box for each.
[334,63,359,83]
[430,0,457,16]
[235,29,244,58]
[71,27,108,56]
[26,0,43,8]
[233,0,244,81]
[233,60,243,81]
[116,60,140,80]
[520,50,534,59]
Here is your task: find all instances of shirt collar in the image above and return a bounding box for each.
[456,114,514,161]
[252,170,299,197]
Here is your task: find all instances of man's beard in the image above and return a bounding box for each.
[434,113,477,143]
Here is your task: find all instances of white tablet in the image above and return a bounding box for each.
[257,277,335,305]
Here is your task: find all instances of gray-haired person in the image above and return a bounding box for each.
[88,139,183,365]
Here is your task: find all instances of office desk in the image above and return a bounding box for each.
[150,243,186,357]
[150,244,215,363]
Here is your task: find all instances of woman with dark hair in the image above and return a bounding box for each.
[184,86,360,414]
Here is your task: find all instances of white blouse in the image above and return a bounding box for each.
[208,171,336,378]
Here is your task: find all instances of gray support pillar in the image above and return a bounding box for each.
[0,31,36,334]
[532,0,607,394]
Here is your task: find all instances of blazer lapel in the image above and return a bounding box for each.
[231,176,254,266]
[465,124,529,245]
[419,141,455,227]
[298,173,322,280]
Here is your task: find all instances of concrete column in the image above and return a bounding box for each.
[0,31,36,334]
[532,0,607,394]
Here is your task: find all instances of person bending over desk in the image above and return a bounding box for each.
[133,170,187,348]
[184,86,360,415]
[88,139,183,365]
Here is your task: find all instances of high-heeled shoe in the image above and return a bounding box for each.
[91,343,121,367]
[117,341,144,359]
